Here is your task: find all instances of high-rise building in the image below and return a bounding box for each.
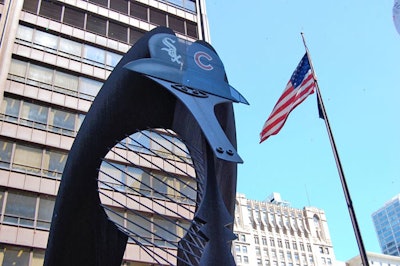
[233,193,337,266]
[372,194,400,256]
[0,0,210,264]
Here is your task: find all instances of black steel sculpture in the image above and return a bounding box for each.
[44,27,248,266]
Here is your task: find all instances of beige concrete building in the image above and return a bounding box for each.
[233,193,337,266]
[0,0,210,264]
[346,252,400,266]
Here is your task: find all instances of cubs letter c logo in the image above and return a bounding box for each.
[194,51,213,71]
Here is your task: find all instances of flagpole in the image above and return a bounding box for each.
[301,33,369,266]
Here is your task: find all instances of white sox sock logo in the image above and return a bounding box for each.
[161,37,183,66]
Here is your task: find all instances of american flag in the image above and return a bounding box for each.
[259,54,316,143]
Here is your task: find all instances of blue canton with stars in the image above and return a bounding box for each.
[290,54,311,88]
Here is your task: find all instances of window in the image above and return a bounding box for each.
[39,0,62,21]
[292,241,298,250]
[236,255,242,263]
[279,251,284,260]
[255,246,260,255]
[153,216,177,247]
[16,24,33,43]
[20,101,48,129]
[254,235,259,244]
[89,0,108,7]
[27,63,53,87]
[262,237,267,245]
[0,140,12,168]
[168,15,185,34]
[129,27,145,45]
[287,251,292,259]
[235,245,240,252]
[37,195,55,229]
[32,249,45,266]
[186,21,197,38]
[110,0,128,14]
[43,150,68,178]
[0,245,30,265]
[83,45,106,65]
[13,144,42,174]
[86,14,107,35]
[149,8,166,26]
[243,256,249,263]
[242,246,247,253]
[0,97,20,122]
[126,211,151,243]
[285,241,290,249]
[4,190,37,227]
[22,0,39,13]
[109,21,128,42]
[270,238,275,246]
[63,7,85,28]
[278,239,283,247]
[130,2,148,21]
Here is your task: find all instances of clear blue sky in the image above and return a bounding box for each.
[206,0,400,262]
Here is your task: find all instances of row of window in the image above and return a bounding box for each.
[0,244,44,266]
[252,235,312,252]
[1,96,85,137]
[16,24,123,71]
[0,138,68,179]
[258,247,312,263]
[86,0,196,13]
[103,206,191,248]
[22,0,198,43]
[9,58,103,101]
[99,160,196,203]
[0,188,55,230]
[246,207,307,234]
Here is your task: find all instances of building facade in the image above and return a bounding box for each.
[232,193,337,266]
[346,251,400,266]
[372,194,400,257]
[0,0,210,265]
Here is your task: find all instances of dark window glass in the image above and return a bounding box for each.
[110,0,128,14]
[0,245,30,265]
[0,139,13,168]
[168,15,184,34]
[129,27,144,44]
[4,190,36,227]
[63,7,85,28]
[149,8,166,26]
[89,0,108,7]
[186,21,197,38]
[39,1,62,21]
[130,2,147,21]
[86,14,107,35]
[37,196,55,229]
[22,0,39,13]
[108,21,127,42]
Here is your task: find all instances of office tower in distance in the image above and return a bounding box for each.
[233,193,337,266]
[372,194,400,256]
[0,0,210,265]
